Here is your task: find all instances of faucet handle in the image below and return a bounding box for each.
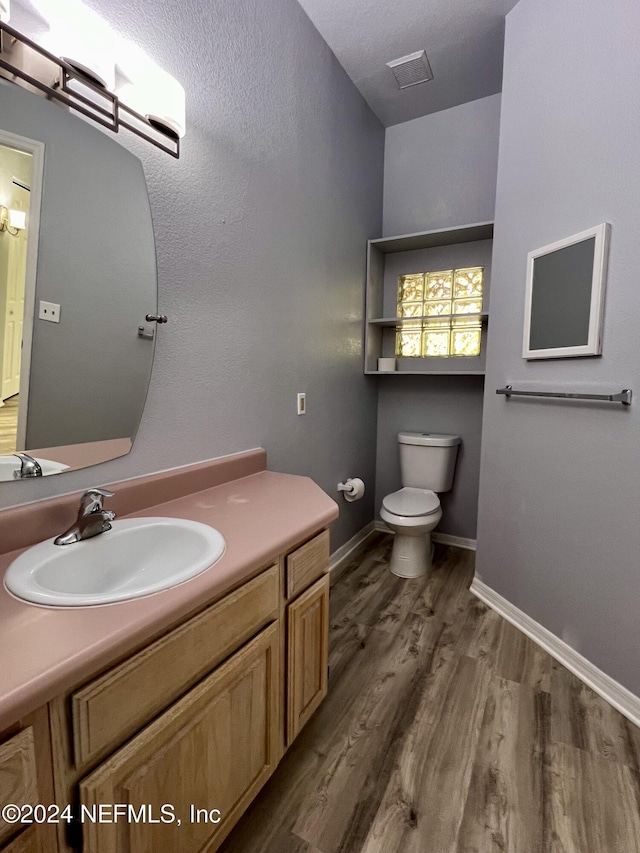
[79,487,115,515]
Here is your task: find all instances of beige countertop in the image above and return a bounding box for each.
[0,462,338,732]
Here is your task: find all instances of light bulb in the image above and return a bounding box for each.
[118,68,185,139]
[38,10,116,90]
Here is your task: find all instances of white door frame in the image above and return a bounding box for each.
[0,128,44,450]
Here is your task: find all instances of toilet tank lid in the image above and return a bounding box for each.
[398,432,461,447]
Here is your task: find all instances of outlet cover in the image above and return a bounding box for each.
[39,300,61,323]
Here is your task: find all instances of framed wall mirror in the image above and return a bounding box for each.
[522,223,610,360]
[0,77,158,483]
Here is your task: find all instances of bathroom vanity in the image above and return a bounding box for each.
[0,450,337,853]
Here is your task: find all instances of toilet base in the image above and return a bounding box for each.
[389,532,433,578]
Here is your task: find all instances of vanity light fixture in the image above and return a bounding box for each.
[116,38,186,140]
[42,20,116,91]
[22,0,115,89]
[0,12,183,157]
[118,73,186,141]
[25,0,184,143]
[0,204,25,235]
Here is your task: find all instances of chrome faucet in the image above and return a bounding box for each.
[54,488,116,545]
[12,452,43,479]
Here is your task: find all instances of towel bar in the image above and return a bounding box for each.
[496,386,632,406]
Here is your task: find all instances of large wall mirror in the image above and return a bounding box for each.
[0,78,158,482]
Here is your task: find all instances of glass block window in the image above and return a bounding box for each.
[396,266,484,357]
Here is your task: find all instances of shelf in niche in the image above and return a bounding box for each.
[368,312,488,327]
[364,220,494,376]
[369,222,494,254]
[365,369,486,376]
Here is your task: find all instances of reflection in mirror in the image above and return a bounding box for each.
[0,141,32,444]
[0,78,158,482]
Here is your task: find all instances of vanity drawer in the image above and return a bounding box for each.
[286,530,329,600]
[0,729,38,847]
[71,564,279,768]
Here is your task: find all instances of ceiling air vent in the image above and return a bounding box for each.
[386,50,433,89]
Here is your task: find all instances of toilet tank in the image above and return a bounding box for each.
[398,432,460,492]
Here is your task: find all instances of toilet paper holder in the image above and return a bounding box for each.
[337,478,365,502]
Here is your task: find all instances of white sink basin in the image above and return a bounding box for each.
[4,517,226,607]
[0,455,69,481]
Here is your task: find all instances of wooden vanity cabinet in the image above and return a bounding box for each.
[80,622,280,853]
[49,563,280,853]
[70,565,280,770]
[284,530,330,744]
[13,527,331,853]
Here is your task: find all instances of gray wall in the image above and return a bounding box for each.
[476,0,640,695]
[383,94,501,238]
[0,0,385,553]
[376,96,500,538]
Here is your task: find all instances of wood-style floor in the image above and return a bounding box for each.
[0,394,19,455]
[220,533,640,853]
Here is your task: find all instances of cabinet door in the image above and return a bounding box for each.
[80,622,279,853]
[0,729,38,849]
[287,574,330,744]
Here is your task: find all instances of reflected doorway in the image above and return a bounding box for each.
[0,130,43,455]
[1,151,32,418]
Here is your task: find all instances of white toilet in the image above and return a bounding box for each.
[380,432,461,578]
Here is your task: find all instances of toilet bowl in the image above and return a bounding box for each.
[380,487,442,578]
[380,431,460,578]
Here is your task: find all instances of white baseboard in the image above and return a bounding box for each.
[373,520,476,551]
[470,577,640,729]
[329,521,377,579]
[432,532,476,551]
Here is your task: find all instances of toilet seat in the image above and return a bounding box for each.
[382,487,440,517]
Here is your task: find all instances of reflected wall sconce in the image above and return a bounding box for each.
[0,205,26,235]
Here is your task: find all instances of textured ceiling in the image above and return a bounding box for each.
[296,0,520,126]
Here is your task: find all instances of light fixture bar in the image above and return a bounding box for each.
[0,20,180,158]
[0,23,117,130]
[119,100,182,158]
[59,66,118,126]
